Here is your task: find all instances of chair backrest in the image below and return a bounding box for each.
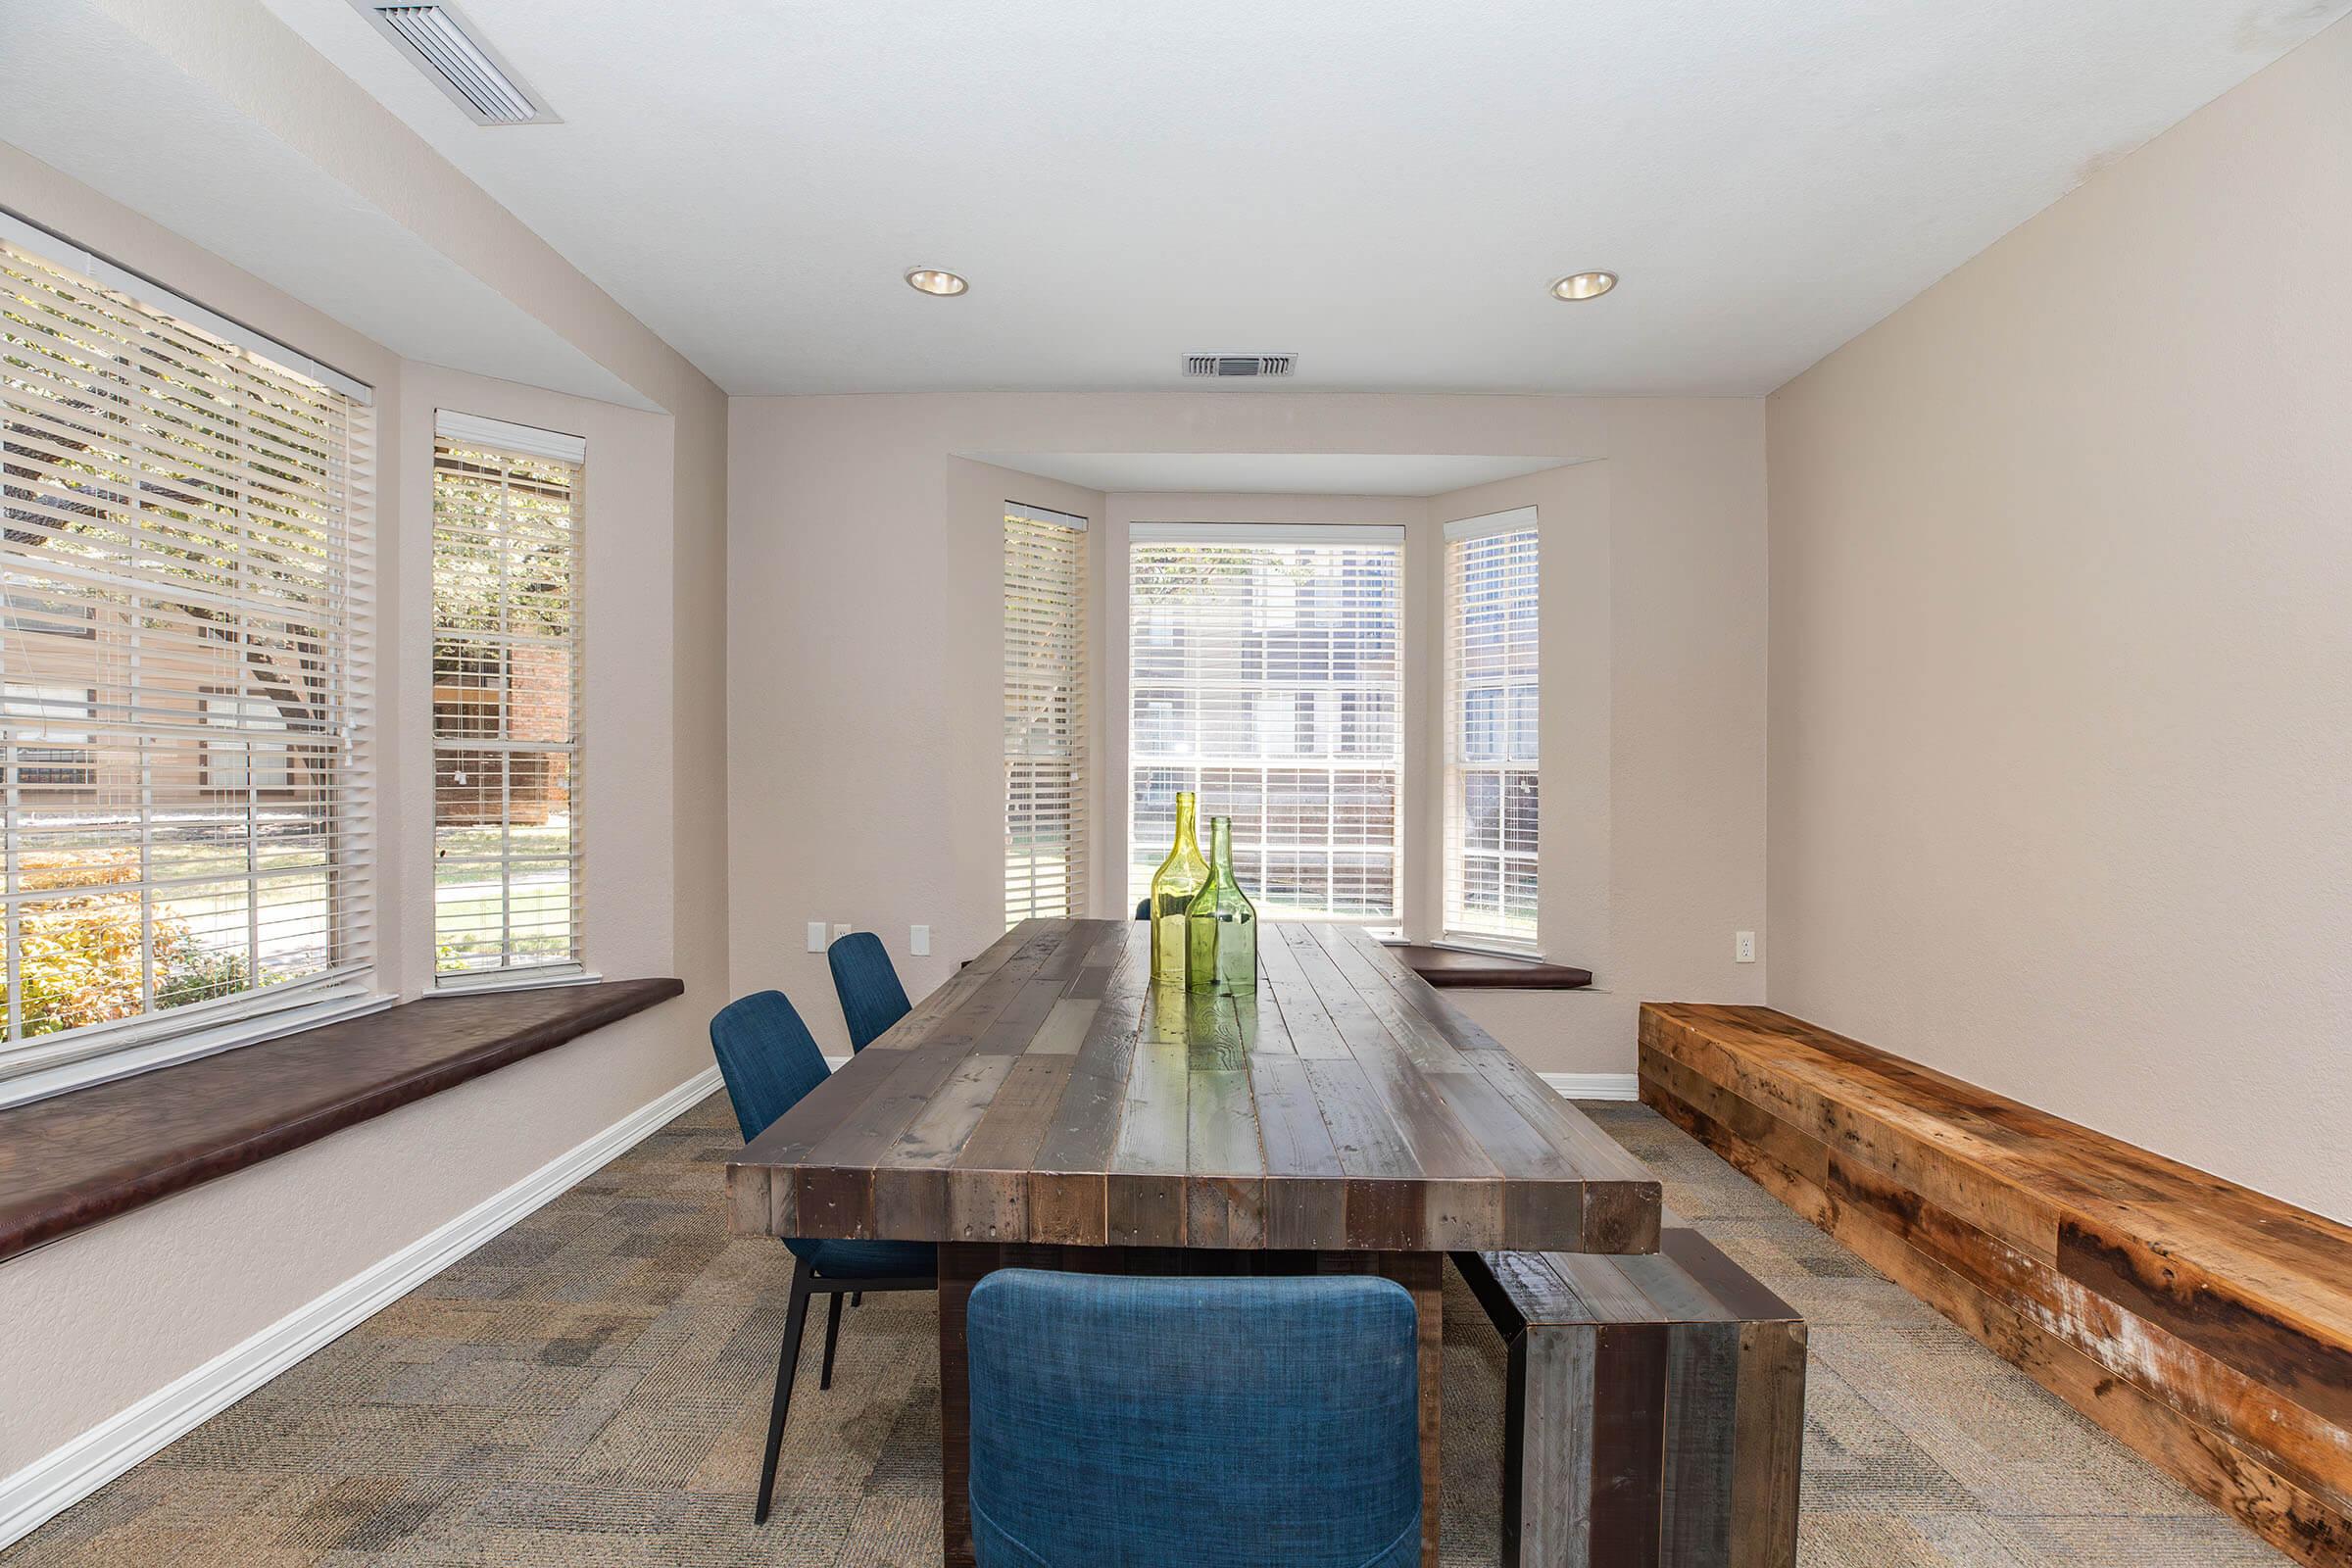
[1133,897,1150,920]
[965,1270,1421,1568]
[827,931,911,1053]
[709,990,831,1143]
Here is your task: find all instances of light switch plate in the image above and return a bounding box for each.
[910,924,931,957]
[806,921,826,954]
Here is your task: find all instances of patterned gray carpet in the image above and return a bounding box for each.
[13,1095,2284,1566]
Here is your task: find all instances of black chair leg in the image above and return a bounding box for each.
[820,1291,845,1390]
[852,1292,861,1307]
[756,1264,811,1524]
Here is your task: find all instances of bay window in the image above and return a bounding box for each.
[0,226,374,1092]
[430,413,584,982]
[1443,509,1540,947]
[1004,503,1088,924]
[1127,524,1402,922]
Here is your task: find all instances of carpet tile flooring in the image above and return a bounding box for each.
[10,1094,2289,1566]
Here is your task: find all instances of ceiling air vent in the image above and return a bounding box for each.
[356,2,558,125]
[1185,354,1297,378]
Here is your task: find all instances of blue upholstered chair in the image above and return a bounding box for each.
[1134,897,1150,920]
[826,931,912,1053]
[710,990,936,1523]
[964,1270,1422,1568]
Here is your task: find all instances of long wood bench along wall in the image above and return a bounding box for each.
[1639,1003,2352,1568]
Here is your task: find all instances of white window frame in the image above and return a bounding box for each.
[0,220,383,1108]
[1004,502,1088,926]
[429,411,590,991]
[1442,507,1541,953]
[1126,522,1406,925]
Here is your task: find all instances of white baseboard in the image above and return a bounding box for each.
[1543,1071,1641,1102]
[0,1065,724,1551]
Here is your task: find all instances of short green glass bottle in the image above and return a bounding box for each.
[1147,790,1210,984]
[1186,815,1257,995]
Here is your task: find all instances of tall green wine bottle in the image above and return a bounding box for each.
[1147,790,1209,983]
[1186,814,1257,995]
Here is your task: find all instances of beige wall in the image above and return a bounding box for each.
[1766,19,2352,1218]
[728,393,1768,1070]
[0,148,730,1478]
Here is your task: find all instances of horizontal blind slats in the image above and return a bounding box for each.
[1128,538,1402,922]
[431,436,585,979]
[0,233,373,1068]
[1444,525,1539,945]
[1004,511,1086,925]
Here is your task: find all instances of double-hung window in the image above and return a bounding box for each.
[0,224,374,1093]
[1128,524,1402,922]
[1443,509,1540,947]
[430,413,583,982]
[1004,503,1087,924]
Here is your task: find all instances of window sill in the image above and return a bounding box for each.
[1382,943,1594,991]
[0,977,684,1265]
[432,966,604,996]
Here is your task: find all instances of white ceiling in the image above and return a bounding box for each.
[0,3,654,410]
[969,452,1567,497]
[245,0,2346,398]
[9,2,2342,403]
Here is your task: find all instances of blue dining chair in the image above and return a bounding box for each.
[964,1270,1422,1568]
[827,931,911,1053]
[710,990,936,1523]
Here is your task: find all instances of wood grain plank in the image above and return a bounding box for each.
[1660,1317,1740,1567]
[731,920,1657,1258]
[1251,1055,1348,1249]
[1641,1005,2352,1568]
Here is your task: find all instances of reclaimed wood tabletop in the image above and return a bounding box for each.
[727,917,1661,1255]
[724,917,1662,1568]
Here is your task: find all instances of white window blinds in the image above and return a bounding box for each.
[1129,525,1402,922]
[1444,511,1539,946]
[431,416,583,980]
[0,231,375,1082]
[1004,503,1087,925]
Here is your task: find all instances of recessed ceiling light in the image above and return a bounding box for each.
[906,269,968,297]
[1550,271,1617,302]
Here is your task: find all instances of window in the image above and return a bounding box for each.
[1004,503,1087,924]
[1444,510,1539,947]
[430,413,583,981]
[3,685,96,787]
[1128,524,1402,922]
[0,228,373,1079]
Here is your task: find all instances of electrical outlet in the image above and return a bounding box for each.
[1735,930,1757,964]
[832,922,853,944]
[806,921,826,954]
[910,924,931,957]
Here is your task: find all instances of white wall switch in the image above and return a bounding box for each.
[832,922,853,944]
[806,921,826,954]
[910,924,931,957]
[1736,930,1757,963]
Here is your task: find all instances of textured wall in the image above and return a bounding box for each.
[1766,18,2352,1218]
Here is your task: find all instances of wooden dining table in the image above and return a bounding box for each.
[727,917,1662,1568]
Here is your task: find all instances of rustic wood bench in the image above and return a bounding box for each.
[1640,1003,2352,1568]
[1455,1231,1806,1568]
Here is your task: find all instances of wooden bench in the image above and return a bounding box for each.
[1641,1003,2352,1568]
[1455,1232,1806,1568]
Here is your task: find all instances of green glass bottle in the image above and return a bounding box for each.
[1186,814,1257,995]
[1147,790,1210,983]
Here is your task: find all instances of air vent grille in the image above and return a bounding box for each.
[361,3,554,125]
[1184,354,1297,378]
